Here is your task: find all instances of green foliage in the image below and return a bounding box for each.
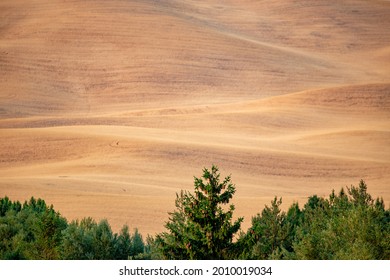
[63,218,128,259]
[155,165,243,259]
[115,225,133,259]
[0,197,21,216]
[0,197,67,259]
[61,218,116,259]
[61,219,148,260]
[0,197,148,260]
[130,228,146,258]
[31,208,68,259]
[0,177,388,260]
[237,180,389,260]
[292,180,390,260]
[237,198,302,259]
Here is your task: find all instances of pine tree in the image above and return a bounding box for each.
[131,228,145,257]
[155,165,243,259]
[238,197,295,259]
[115,225,132,259]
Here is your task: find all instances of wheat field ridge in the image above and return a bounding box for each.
[1,0,389,235]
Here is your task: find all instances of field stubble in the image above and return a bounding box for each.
[1,0,389,234]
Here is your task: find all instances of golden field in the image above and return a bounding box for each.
[1,0,389,234]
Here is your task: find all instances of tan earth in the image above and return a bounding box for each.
[1,0,389,235]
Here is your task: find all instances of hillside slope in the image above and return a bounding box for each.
[1,0,389,233]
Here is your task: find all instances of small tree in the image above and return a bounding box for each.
[61,218,117,260]
[131,228,145,257]
[155,165,243,259]
[115,225,132,259]
[237,197,298,259]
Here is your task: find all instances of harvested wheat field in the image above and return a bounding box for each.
[1,0,390,235]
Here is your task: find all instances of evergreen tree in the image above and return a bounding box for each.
[155,165,243,259]
[0,197,67,260]
[293,180,390,259]
[131,228,145,257]
[115,225,132,259]
[237,197,301,259]
[0,197,21,216]
[30,207,67,259]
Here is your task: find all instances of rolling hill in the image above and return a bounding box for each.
[1,0,389,234]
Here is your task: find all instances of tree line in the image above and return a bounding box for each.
[0,197,150,260]
[1,165,389,259]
